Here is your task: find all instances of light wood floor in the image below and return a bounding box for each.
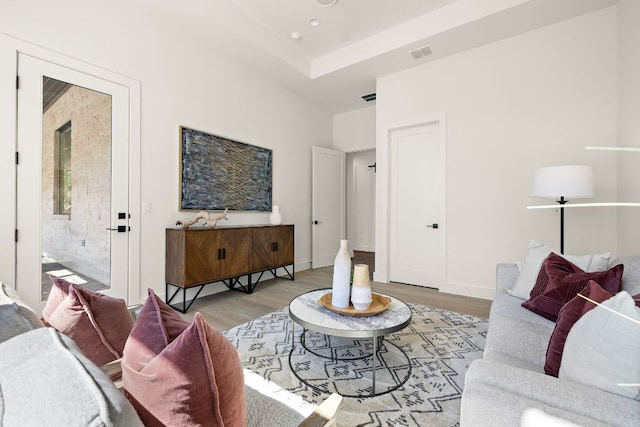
[180,267,492,330]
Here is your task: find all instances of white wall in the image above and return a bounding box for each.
[375,7,618,299]
[333,105,376,152]
[0,0,332,304]
[617,0,640,256]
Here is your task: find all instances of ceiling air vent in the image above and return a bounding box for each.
[410,45,432,60]
[361,92,376,102]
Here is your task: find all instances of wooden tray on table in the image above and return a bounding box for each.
[317,292,390,317]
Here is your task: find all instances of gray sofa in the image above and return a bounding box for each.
[460,257,640,427]
[0,282,144,426]
[0,282,340,426]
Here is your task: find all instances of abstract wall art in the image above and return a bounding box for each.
[180,126,272,211]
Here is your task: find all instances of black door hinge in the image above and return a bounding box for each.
[15,229,18,242]
[15,152,19,165]
[16,76,19,90]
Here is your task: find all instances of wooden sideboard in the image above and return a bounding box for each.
[165,224,294,313]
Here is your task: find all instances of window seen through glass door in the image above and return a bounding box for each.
[55,121,72,215]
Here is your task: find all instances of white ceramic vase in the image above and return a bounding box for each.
[269,205,283,225]
[331,239,351,308]
[351,264,372,310]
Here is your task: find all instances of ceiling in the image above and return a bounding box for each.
[42,77,72,113]
[145,0,617,114]
[231,0,460,59]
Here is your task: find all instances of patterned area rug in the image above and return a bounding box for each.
[223,303,489,427]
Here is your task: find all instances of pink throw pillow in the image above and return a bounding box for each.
[42,277,134,367]
[42,276,72,321]
[544,280,612,377]
[522,253,623,322]
[122,289,246,427]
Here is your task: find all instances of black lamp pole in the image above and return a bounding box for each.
[557,196,568,254]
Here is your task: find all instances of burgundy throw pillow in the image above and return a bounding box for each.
[522,253,623,321]
[42,277,134,367]
[122,289,246,427]
[544,280,612,377]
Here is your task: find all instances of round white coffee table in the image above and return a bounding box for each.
[288,289,412,397]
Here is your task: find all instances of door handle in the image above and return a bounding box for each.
[106,226,128,232]
[313,220,322,225]
[427,224,439,229]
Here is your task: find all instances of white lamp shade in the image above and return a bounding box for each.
[531,165,594,199]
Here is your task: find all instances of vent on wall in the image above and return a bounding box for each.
[361,92,376,102]
[409,45,432,60]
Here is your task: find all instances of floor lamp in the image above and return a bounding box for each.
[530,165,594,254]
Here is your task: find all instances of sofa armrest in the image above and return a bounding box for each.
[100,358,123,389]
[0,328,142,426]
[127,304,143,320]
[495,263,519,295]
[298,393,342,427]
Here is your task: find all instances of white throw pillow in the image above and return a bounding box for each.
[558,291,640,400]
[509,239,611,300]
[564,253,611,273]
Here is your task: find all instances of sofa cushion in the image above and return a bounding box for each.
[42,278,134,367]
[0,327,143,427]
[483,313,553,369]
[490,293,555,328]
[509,239,610,300]
[522,253,623,321]
[612,256,640,295]
[520,408,582,427]
[461,359,640,427]
[544,280,612,377]
[559,291,640,400]
[483,350,544,373]
[0,282,43,343]
[122,289,246,427]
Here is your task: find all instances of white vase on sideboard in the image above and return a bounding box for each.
[269,205,283,225]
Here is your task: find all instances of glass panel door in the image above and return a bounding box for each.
[41,78,113,300]
[17,54,130,310]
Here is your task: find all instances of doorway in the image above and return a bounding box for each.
[16,53,133,310]
[346,149,376,277]
[388,120,446,288]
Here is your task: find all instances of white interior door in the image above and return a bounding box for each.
[312,146,346,268]
[16,54,130,310]
[389,122,446,288]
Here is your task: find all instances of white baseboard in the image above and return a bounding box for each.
[373,271,387,283]
[295,261,311,272]
[442,281,495,300]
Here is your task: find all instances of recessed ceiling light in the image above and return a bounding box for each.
[308,17,321,27]
[290,32,302,41]
[316,0,337,6]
